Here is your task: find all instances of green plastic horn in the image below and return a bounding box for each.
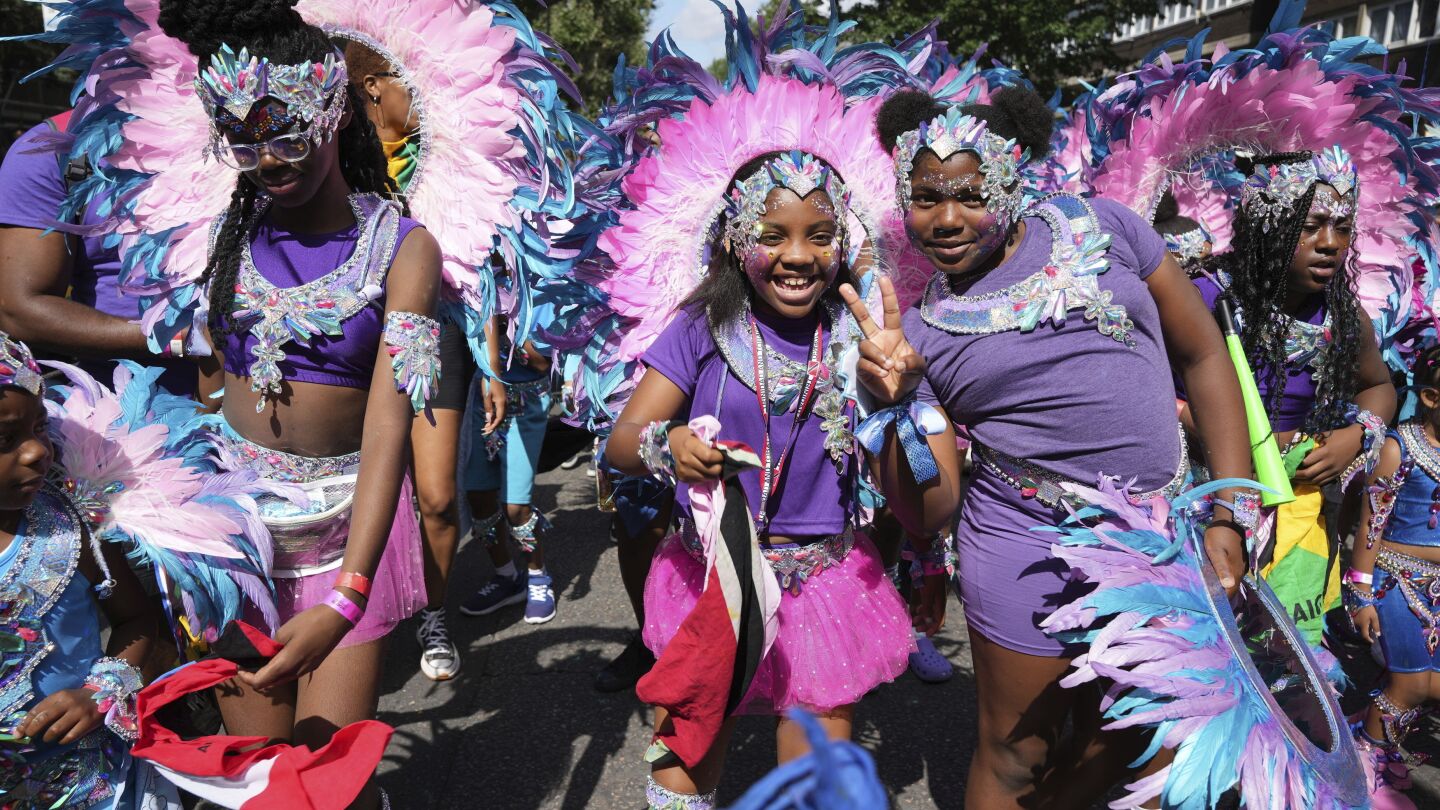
[1215,296,1295,507]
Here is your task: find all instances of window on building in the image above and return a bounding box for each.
[1367,0,1437,45]
[1421,0,1439,39]
[1331,13,1358,38]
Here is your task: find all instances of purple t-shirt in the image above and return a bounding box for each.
[0,123,193,393]
[220,211,422,389]
[909,196,1181,490]
[1191,275,1322,432]
[643,304,848,536]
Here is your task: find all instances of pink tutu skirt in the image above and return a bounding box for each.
[642,532,914,714]
[267,474,426,648]
[223,424,426,648]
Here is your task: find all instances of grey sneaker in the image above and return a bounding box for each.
[416,607,460,681]
[459,572,525,616]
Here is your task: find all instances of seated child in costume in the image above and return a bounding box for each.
[0,334,160,808]
[1348,346,1440,808]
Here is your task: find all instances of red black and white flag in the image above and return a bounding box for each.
[131,622,393,810]
[636,471,772,769]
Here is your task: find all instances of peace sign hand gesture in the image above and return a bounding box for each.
[839,276,926,406]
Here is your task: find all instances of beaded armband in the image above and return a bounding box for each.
[383,311,443,414]
[1365,461,1410,549]
[638,420,678,487]
[83,657,143,741]
[1342,408,1388,489]
[854,397,946,484]
[901,534,957,588]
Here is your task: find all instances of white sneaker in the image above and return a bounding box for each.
[416,607,460,680]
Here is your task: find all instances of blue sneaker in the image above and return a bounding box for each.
[459,572,525,616]
[524,572,557,624]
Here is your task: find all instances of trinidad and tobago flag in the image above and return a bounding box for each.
[636,436,775,769]
[130,622,393,809]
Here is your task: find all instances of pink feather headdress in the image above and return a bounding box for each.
[35,0,586,366]
[595,75,904,365]
[1087,34,1440,322]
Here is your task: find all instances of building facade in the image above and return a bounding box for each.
[1113,1,1440,85]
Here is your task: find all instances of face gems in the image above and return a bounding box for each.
[894,107,1028,228]
[1310,185,1355,221]
[721,151,851,259]
[196,44,349,160]
[1164,225,1212,270]
[1240,145,1359,232]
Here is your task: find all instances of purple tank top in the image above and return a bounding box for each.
[219,194,422,389]
[1192,276,1324,432]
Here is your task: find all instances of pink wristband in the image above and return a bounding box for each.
[322,589,364,626]
[1344,568,1374,586]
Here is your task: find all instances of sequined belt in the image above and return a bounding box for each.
[215,425,358,577]
[974,425,1189,509]
[1375,547,1440,654]
[505,376,550,408]
[675,518,854,595]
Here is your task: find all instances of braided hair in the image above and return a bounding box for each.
[157,0,397,336]
[1213,151,1363,433]
[681,152,858,329]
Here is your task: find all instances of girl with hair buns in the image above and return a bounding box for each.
[855,86,1254,808]
[152,1,440,804]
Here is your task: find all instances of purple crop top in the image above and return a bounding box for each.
[219,194,422,390]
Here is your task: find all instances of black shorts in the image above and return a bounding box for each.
[432,321,477,411]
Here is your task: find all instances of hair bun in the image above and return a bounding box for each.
[985,87,1054,160]
[1153,190,1180,223]
[158,0,305,59]
[875,89,946,153]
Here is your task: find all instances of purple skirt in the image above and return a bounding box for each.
[643,532,914,714]
[955,467,1092,658]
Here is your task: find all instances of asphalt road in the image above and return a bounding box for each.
[369,462,1440,809]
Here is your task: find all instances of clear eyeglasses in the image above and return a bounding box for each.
[213,132,314,172]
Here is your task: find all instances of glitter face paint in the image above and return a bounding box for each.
[1309,184,1356,221]
[739,188,844,318]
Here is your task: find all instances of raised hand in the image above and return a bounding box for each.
[839,275,926,405]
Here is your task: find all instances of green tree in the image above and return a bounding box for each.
[517,0,656,114]
[0,0,69,149]
[846,0,1177,97]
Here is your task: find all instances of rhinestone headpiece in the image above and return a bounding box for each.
[196,44,349,156]
[1164,225,1213,270]
[893,107,1028,226]
[1240,145,1358,232]
[721,151,852,257]
[0,333,44,396]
